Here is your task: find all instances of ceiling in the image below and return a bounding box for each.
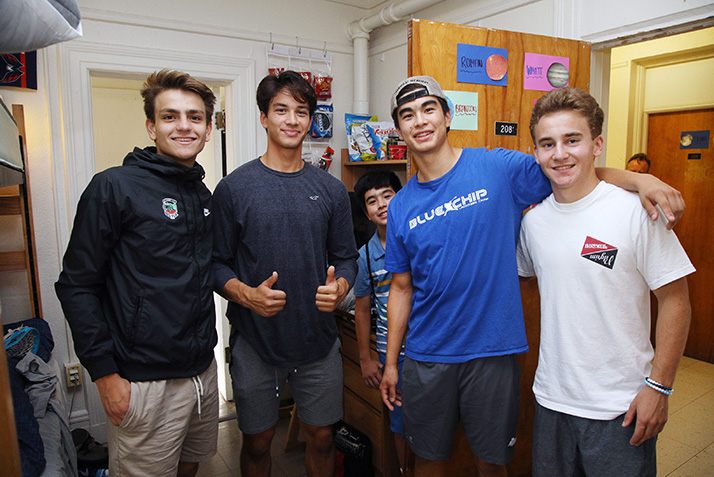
[324,0,391,10]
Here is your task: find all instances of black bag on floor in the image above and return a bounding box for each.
[72,428,108,475]
[334,420,373,477]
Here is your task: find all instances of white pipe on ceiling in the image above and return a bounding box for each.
[347,0,444,114]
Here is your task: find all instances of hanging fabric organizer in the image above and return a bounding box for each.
[265,39,335,170]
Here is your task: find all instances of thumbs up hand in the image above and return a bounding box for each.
[315,266,348,312]
[249,271,287,317]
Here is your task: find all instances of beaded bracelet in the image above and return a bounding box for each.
[644,377,673,396]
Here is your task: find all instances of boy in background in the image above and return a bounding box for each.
[353,170,407,470]
[518,86,693,476]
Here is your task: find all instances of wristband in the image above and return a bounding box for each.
[644,376,673,396]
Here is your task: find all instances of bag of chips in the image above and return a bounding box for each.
[345,113,375,161]
[363,122,399,160]
[314,74,333,100]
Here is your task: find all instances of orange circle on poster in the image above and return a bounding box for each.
[486,54,508,81]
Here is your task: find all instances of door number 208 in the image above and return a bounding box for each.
[495,121,518,136]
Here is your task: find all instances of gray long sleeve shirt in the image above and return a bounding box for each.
[212,159,358,366]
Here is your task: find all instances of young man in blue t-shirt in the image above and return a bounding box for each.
[379,75,686,477]
[353,170,407,470]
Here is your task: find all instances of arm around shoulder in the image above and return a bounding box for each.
[595,168,684,229]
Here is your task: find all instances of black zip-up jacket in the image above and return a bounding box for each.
[55,147,216,382]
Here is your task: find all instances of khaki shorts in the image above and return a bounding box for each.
[106,360,219,476]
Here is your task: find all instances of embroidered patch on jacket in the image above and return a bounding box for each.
[162,198,179,220]
[581,236,617,269]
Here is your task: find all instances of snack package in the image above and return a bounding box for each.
[352,123,378,161]
[311,104,333,138]
[345,113,375,161]
[364,121,399,160]
[320,146,335,170]
[303,146,335,170]
[298,71,312,84]
[314,74,333,99]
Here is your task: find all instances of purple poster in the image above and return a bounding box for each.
[524,53,569,91]
[457,44,508,86]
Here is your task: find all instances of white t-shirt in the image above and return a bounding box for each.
[517,181,695,420]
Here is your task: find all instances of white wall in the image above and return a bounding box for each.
[0,0,711,439]
[90,78,151,173]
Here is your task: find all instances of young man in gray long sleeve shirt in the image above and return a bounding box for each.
[212,70,358,476]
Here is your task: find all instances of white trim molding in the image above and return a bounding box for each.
[46,40,256,436]
[50,40,256,239]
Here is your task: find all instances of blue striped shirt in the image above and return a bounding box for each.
[354,233,405,357]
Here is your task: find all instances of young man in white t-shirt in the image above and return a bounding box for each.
[517,86,694,476]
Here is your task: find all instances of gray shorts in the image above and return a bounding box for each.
[533,401,657,476]
[230,334,343,435]
[401,354,520,464]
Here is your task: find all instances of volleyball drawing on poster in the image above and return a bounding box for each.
[524,53,569,91]
[457,44,508,86]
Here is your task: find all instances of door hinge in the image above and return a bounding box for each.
[215,111,225,130]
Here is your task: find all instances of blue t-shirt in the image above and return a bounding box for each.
[384,147,551,363]
[354,232,405,357]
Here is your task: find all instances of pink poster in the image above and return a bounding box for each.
[524,53,570,91]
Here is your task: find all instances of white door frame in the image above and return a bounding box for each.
[47,39,254,435]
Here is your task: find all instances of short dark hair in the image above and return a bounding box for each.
[141,69,216,123]
[627,153,650,167]
[391,83,450,132]
[256,70,317,118]
[354,170,402,214]
[530,86,604,141]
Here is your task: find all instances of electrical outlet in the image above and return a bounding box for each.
[65,363,82,388]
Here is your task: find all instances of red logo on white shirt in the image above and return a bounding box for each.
[581,236,617,269]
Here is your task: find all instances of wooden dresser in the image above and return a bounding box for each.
[336,313,479,476]
[336,293,540,477]
[336,312,402,476]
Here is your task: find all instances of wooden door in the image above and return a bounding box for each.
[407,20,591,476]
[647,109,714,363]
[408,20,591,164]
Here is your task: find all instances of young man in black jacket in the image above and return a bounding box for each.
[56,69,218,477]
